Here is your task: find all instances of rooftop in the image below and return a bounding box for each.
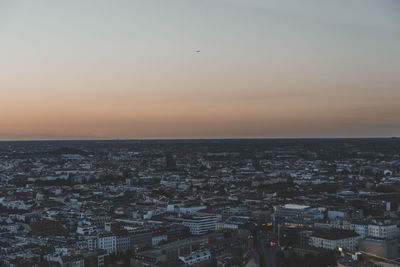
[283,204,310,210]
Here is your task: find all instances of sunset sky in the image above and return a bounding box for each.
[0,0,399,140]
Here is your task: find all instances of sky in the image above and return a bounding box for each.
[0,0,399,140]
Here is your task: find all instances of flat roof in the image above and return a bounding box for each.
[283,204,310,210]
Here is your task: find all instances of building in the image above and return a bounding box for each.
[82,249,108,267]
[87,236,98,251]
[117,234,131,253]
[130,229,152,248]
[216,222,239,230]
[368,223,398,240]
[131,236,209,266]
[309,230,360,251]
[98,235,117,253]
[359,238,399,259]
[273,204,323,226]
[152,234,168,246]
[182,213,219,235]
[352,223,368,238]
[327,210,347,220]
[126,177,155,186]
[178,250,211,266]
[77,226,97,235]
[279,225,304,246]
[166,224,186,242]
[54,255,85,267]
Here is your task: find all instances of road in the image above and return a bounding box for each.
[255,229,280,267]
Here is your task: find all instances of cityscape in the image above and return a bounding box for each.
[0,138,399,266]
[1,1,399,266]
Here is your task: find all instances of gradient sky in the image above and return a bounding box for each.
[0,0,399,140]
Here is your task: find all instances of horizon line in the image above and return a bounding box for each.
[0,136,398,143]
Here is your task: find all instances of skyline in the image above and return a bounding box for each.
[1,0,399,140]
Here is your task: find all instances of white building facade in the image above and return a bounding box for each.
[309,235,360,251]
[98,235,117,253]
[368,224,398,239]
[183,214,220,235]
